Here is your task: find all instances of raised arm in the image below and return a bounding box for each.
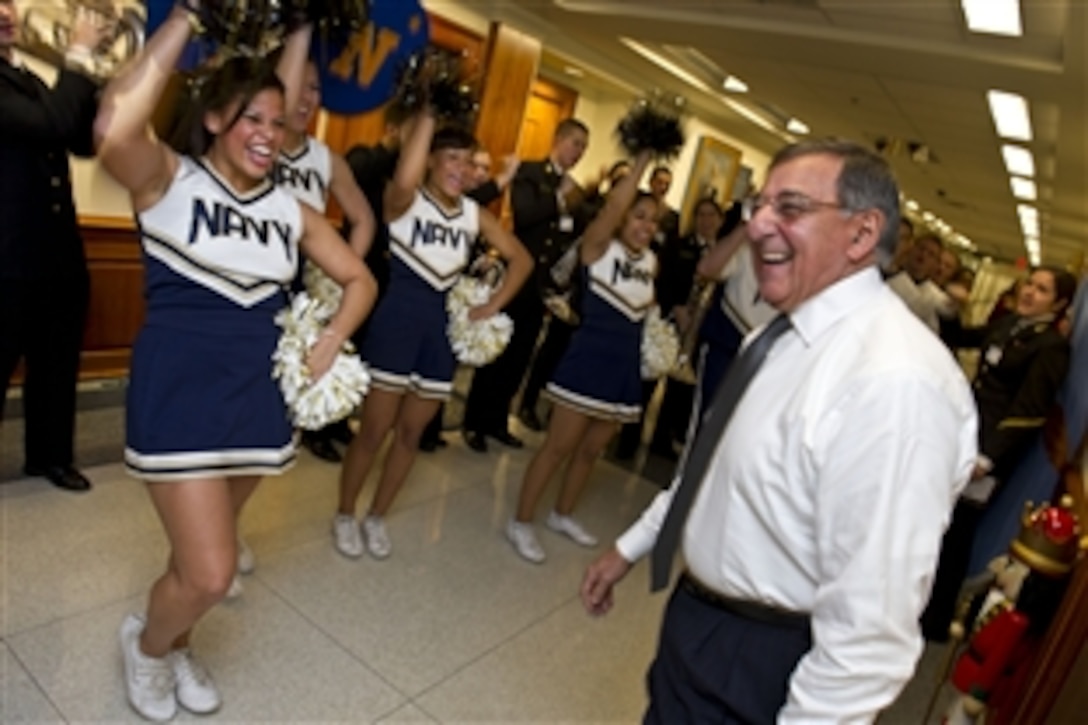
[93,4,194,207]
[383,109,435,221]
[697,222,748,280]
[579,150,652,265]
[328,152,376,257]
[275,23,313,135]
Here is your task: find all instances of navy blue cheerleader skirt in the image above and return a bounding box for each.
[124,322,297,482]
[546,327,643,423]
[361,280,456,401]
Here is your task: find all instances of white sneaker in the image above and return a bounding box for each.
[225,573,243,600]
[362,515,392,559]
[332,514,364,558]
[170,648,222,714]
[545,511,599,547]
[506,520,546,563]
[236,538,255,575]
[119,613,177,722]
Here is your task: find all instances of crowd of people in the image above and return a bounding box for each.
[1,1,1081,721]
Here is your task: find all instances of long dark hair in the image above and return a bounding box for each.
[1035,265,1078,312]
[166,55,285,157]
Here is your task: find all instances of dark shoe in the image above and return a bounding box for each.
[433,435,448,449]
[613,444,637,461]
[328,420,354,445]
[24,464,92,492]
[304,436,343,463]
[518,408,544,432]
[463,430,489,453]
[489,430,524,449]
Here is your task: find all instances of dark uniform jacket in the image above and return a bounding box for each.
[510,159,583,297]
[345,142,398,293]
[655,233,709,316]
[1,59,98,280]
[942,315,1071,480]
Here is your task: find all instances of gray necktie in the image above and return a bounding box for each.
[650,313,793,591]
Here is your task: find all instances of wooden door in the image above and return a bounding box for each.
[516,77,578,162]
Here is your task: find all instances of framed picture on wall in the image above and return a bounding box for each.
[679,136,743,231]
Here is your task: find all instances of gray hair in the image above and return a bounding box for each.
[770,138,901,259]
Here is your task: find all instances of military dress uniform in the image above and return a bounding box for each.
[462,159,579,442]
[1,56,98,485]
[922,313,1071,640]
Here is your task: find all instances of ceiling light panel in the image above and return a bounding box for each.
[987,90,1033,141]
[962,0,1023,37]
[619,37,713,93]
[1001,145,1036,177]
[1010,176,1037,200]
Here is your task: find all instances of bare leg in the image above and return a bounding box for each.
[337,389,403,516]
[368,393,441,517]
[555,418,618,515]
[515,404,590,523]
[141,477,236,657]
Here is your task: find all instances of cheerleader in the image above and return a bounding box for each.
[277,57,376,466]
[333,109,532,559]
[507,150,655,563]
[94,8,375,720]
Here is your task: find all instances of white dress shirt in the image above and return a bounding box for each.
[886,270,957,333]
[617,267,977,723]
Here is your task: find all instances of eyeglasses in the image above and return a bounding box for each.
[741,192,849,223]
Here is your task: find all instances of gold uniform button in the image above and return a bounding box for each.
[52,203,61,213]
[51,177,61,187]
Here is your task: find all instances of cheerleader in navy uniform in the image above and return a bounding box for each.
[333,110,533,560]
[94,9,375,721]
[507,150,655,563]
[277,58,376,465]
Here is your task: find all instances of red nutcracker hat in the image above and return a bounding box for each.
[1009,495,1086,577]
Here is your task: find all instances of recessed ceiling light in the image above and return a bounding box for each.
[1010,176,1037,200]
[962,0,1022,37]
[1001,145,1035,177]
[786,118,809,134]
[987,90,1032,141]
[723,75,748,93]
[563,65,585,77]
[905,199,919,211]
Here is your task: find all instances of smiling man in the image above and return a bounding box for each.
[581,138,979,723]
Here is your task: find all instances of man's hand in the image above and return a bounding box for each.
[580,547,633,616]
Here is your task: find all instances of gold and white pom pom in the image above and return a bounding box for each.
[272,292,370,430]
[302,261,343,316]
[445,277,514,366]
[640,306,680,380]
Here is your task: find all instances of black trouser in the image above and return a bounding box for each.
[421,403,445,443]
[921,499,984,641]
[462,290,545,435]
[646,579,812,724]
[649,377,695,450]
[0,276,89,469]
[519,315,576,416]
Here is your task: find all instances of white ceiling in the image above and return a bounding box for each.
[473,0,1086,266]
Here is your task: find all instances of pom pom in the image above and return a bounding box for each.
[302,260,344,312]
[615,92,687,159]
[272,292,370,430]
[302,0,370,43]
[181,0,290,55]
[640,306,680,379]
[391,49,479,127]
[446,277,513,366]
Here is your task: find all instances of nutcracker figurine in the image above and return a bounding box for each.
[940,495,1086,725]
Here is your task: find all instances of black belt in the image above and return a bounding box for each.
[680,573,811,631]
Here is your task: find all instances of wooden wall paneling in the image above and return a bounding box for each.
[80,216,143,380]
[517,77,579,162]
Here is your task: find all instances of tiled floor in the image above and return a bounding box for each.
[2,400,953,723]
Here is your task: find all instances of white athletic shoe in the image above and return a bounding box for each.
[224,574,244,600]
[119,613,177,722]
[362,515,392,560]
[506,520,546,563]
[236,538,255,575]
[332,514,364,558]
[545,511,599,547]
[170,648,222,714]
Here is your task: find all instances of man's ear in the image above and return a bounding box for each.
[846,208,885,263]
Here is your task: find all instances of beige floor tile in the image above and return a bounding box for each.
[0,641,64,723]
[376,702,438,723]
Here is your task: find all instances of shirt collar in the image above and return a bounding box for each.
[788,266,885,347]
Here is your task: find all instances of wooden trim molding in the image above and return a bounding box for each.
[79,215,143,380]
